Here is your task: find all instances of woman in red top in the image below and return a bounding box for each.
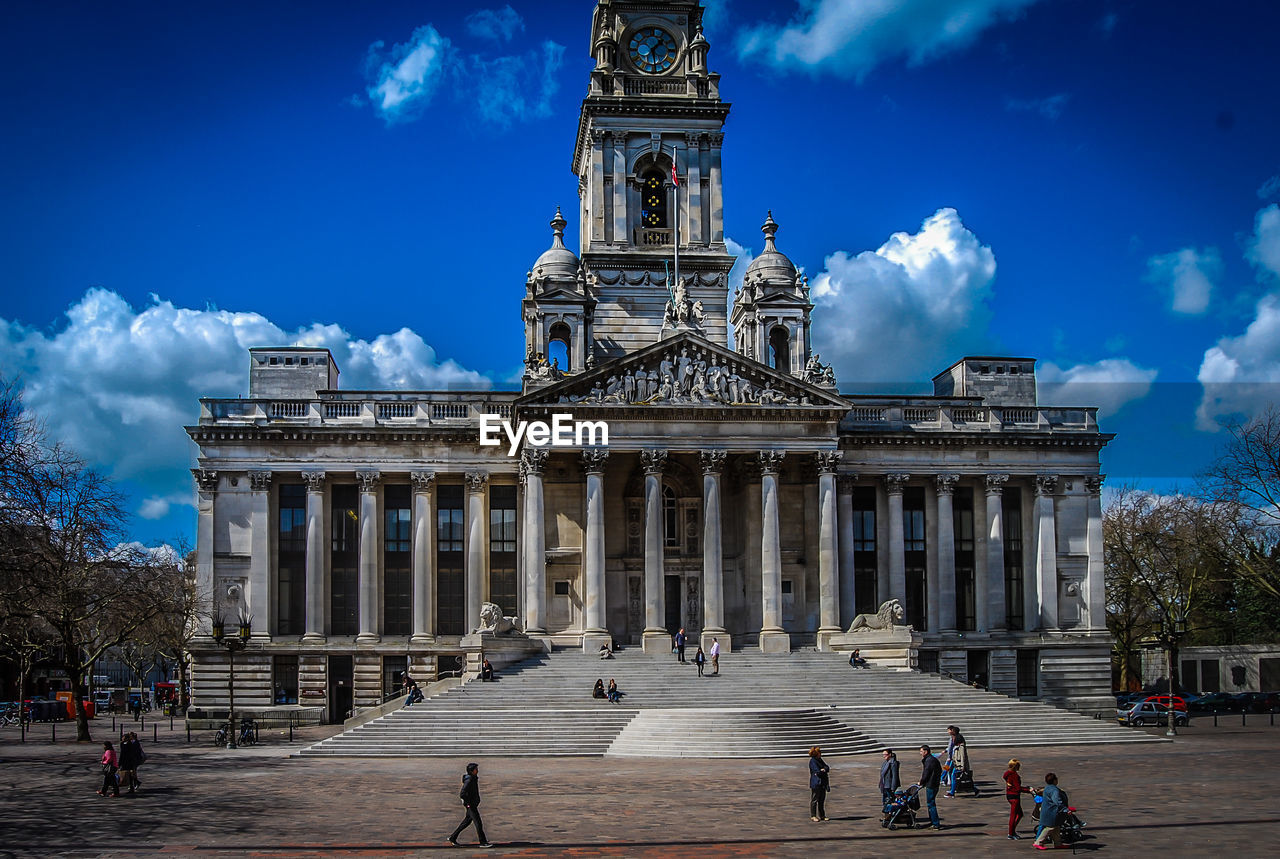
[1003,758,1031,839]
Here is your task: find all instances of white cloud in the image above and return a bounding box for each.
[724,236,755,344]
[1247,204,1280,280]
[1145,246,1222,315]
[362,22,564,128]
[1257,174,1280,201]
[1038,358,1158,416]
[1196,292,1280,428]
[366,25,451,123]
[1005,93,1071,121]
[738,0,1043,80]
[809,207,997,384]
[465,6,525,42]
[0,289,490,522]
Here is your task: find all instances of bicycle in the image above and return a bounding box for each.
[1,706,21,727]
[238,718,259,746]
[212,721,232,747]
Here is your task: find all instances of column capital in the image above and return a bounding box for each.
[302,471,326,492]
[356,470,381,492]
[985,473,1009,495]
[1084,474,1105,496]
[815,450,842,475]
[756,450,786,476]
[640,448,668,475]
[521,447,549,475]
[465,471,489,493]
[194,469,218,494]
[884,472,910,494]
[935,473,959,495]
[699,449,726,475]
[582,447,610,474]
[1035,474,1059,496]
[836,473,859,493]
[411,470,436,493]
[246,471,271,492]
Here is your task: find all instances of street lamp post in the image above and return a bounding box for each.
[211,615,252,749]
[1165,617,1188,738]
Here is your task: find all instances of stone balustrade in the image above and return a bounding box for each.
[841,400,1097,432]
[200,394,518,427]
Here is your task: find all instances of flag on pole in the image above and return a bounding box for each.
[671,156,678,186]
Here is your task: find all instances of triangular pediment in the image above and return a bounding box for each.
[517,331,848,411]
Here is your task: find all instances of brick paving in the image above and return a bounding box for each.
[2,718,1279,857]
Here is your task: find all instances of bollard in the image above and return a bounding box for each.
[289,722,293,742]
[1213,710,1218,727]
[1243,711,1248,727]
[153,724,158,743]
[170,714,174,731]
[186,723,191,743]
[51,722,55,744]
[112,716,116,731]
[141,714,145,730]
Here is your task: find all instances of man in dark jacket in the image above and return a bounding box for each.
[918,745,943,830]
[879,749,901,810]
[447,763,492,848]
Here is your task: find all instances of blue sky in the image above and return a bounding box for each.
[2,0,1278,547]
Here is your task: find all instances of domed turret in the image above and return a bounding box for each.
[743,211,797,286]
[531,207,581,285]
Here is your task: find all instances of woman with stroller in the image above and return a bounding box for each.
[1003,758,1031,840]
[878,749,900,815]
[1033,772,1069,850]
[808,746,831,821]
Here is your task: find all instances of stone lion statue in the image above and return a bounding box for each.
[476,601,523,636]
[847,599,905,633]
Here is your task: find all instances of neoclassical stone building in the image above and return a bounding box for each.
[187,0,1113,721]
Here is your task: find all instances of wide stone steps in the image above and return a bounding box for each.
[300,649,1162,757]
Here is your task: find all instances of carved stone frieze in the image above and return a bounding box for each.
[411,470,436,493]
[1084,474,1105,496]
[757,450,786,476]
[802,353,837,388]
[935,473,959,495]
[581,448,610,473]
[640,449,668,475]
[1035,474,1059,496]
[302,471,326,492]
[521,448,549,475]
[884,473,910,494]
[356,471,381,492]
[465,471,489,493]
[699,449,727,475]
[249,471,272,492]
[985,473,1010,495]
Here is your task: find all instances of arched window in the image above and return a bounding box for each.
[663,484,679,548]
[641,169,668,229]
[547,322,571,372]
[769,325,791,372]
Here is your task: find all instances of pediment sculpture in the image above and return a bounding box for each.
[803,352,837,388]
[524,349,564,382]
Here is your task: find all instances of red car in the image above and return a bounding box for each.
[1142,694,1188,712]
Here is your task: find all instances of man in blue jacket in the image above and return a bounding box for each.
[1033,772,1069,850]
[918,745,943,830]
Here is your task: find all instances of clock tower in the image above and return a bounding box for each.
[565,0,733,363]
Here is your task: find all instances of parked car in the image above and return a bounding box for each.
[1118,700,1190,727]
[1190,692,1240,713]
[1231,692,1280,713]
[1140,694,1189,712]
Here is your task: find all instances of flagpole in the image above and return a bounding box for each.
[670,145,679,301]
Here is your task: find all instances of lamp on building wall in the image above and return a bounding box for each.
[211,613,252,749]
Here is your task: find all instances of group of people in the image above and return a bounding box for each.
[591,678,622,703]
[96,732,146,797]
[676,630,720,676]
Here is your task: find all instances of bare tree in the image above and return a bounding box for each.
[1202,406,1280,599]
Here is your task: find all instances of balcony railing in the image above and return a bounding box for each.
[841,400,1098,433]
[635,227,673,246]
[202,393,517,428]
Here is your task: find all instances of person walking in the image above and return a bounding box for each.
[130,731,147,791]
[945,725,974,797]
[447,762,492,848]
[118,732,140,794]
[709,638,721,675]
[1003,758,1031,840]
[693,647,706,676]
[97,741,120,797]
[808,746,831,821]
[878,749,900,813]
[1032,772,1068,850]
[917,745,942,830]
[674,628,687,663]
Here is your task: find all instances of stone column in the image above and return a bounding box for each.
[355,471,381,644]
[1085,475,1106,632]
[700,450,727,652]
[686,133,703,245]
[759,451,789,653]
[247,472,272,637]
[641,449,669,653]
[611,134,627,245]
[708,132,724,244]
[885,473,909,604]
[522,450,548,636]
[836,475,857,626]
[194,469,217,637]
[410,471,435,643]
[581,448,611,651]
[465,471,489,635]
[590,130,605,243]
[816,451,842,649]
[935,473,958,632]
[985,473,1009,632]
[1035,474,1059,630]
[302,471,326,643]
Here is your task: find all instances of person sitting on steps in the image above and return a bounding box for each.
[480,658,495,682]
[607,678,622,703]
[593,679,607,699]
[598,642,614,659]
[849,649,869,669]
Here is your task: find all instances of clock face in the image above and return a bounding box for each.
[628,27,678,74]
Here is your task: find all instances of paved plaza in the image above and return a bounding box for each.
[2,719,1279,857]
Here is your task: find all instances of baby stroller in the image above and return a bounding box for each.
[1033,796,1087,844]
[881,784,921,830]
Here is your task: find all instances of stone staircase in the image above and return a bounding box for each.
[299,648,1160,758]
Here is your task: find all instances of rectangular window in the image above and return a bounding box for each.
[384,484,411,635]
[330,484,358,635]
[272,655,299,704]
[436,484,465,635]
[276,484,306,635]
[1016,648,1039,697]
[1004,488,1025,630]
[383,655,408,698]
[489,484,518,618]
[904,487,927,631]
[853,487,878,613]
[954,488,976,631]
